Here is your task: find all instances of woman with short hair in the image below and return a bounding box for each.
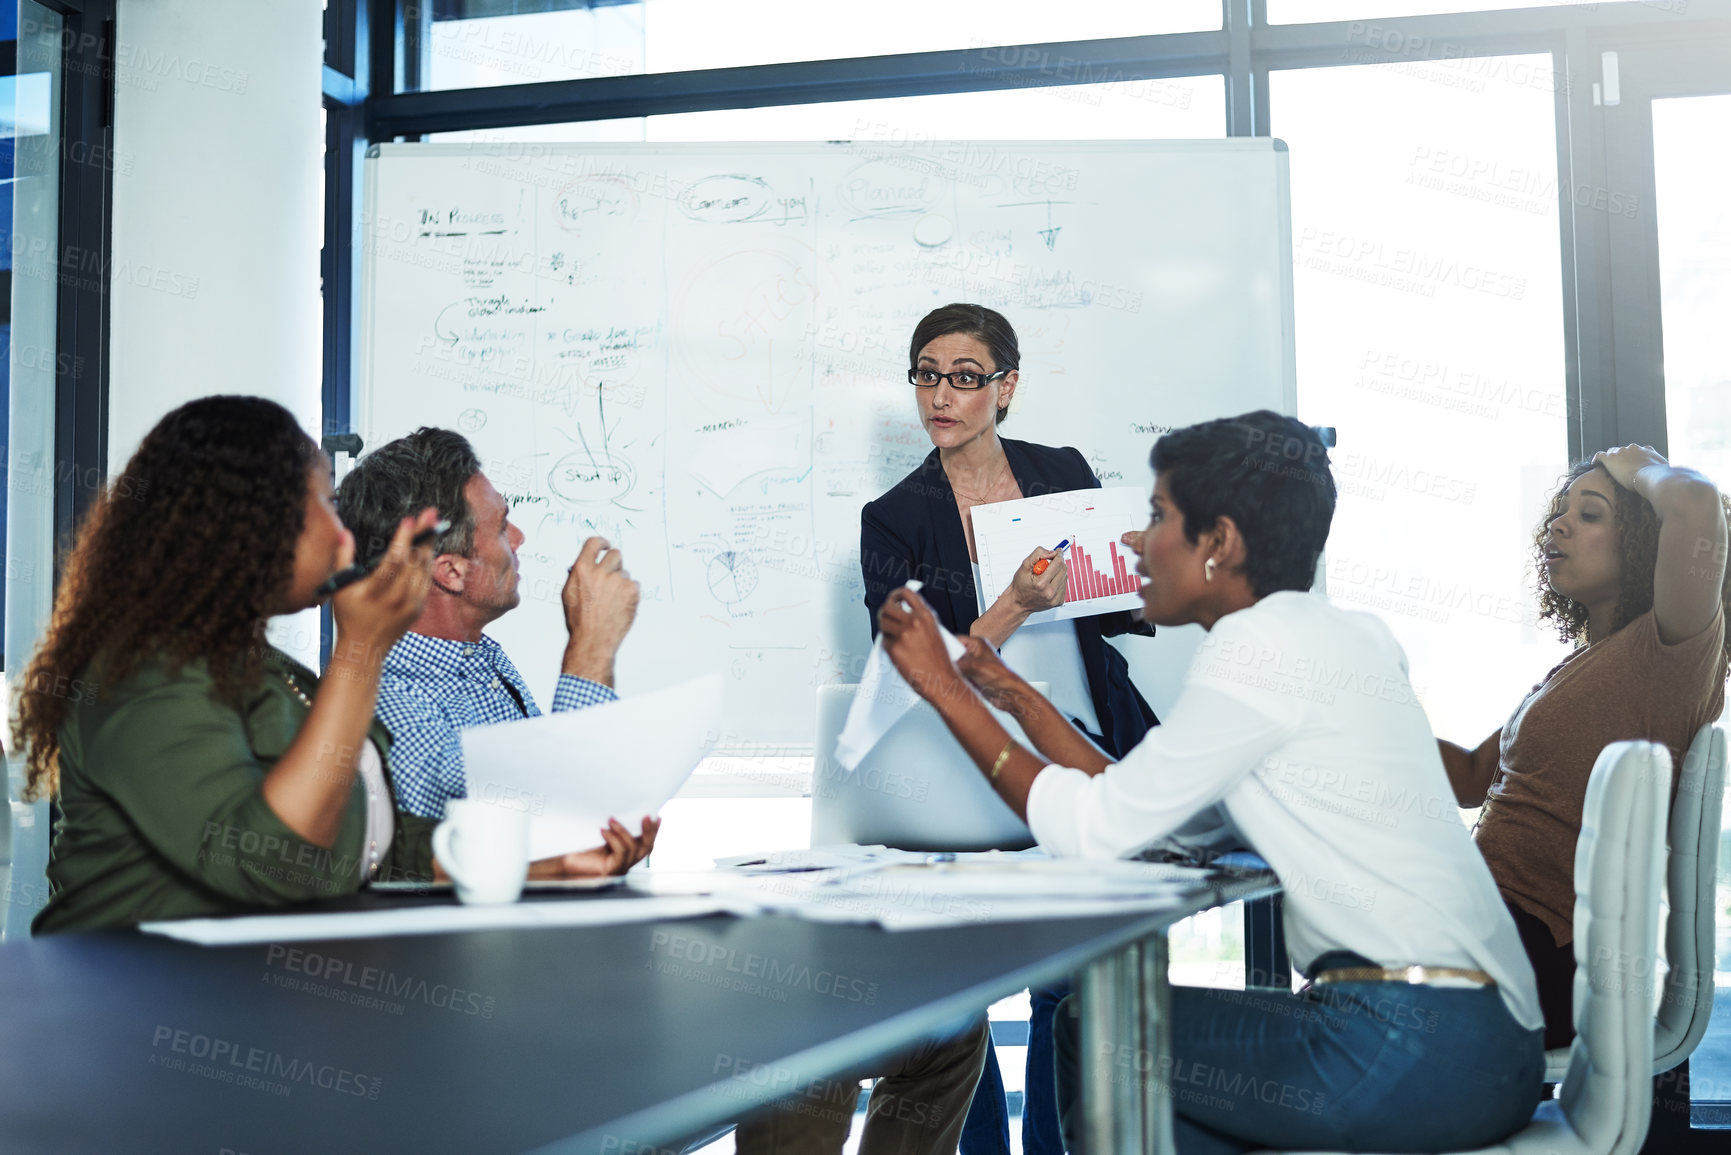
[880,410,1544,1153]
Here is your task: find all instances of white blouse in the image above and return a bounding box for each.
[355,739,396,884]
[1027,590,1543,1030]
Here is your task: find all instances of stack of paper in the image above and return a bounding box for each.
[645,856,1221,932]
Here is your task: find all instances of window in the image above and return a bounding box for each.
[426,0,1221,91]
[1273,56,1573,748]
[1268,0,1600,23]
[1651,91,1731,1115]
[431,74,1225,143]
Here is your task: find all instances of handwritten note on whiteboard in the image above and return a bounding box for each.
[972,487,1149,624]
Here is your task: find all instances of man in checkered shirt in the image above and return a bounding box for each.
[336,427,649,839]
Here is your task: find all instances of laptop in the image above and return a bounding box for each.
[811,683,1053,852]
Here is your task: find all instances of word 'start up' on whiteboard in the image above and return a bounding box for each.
[972,486,1151,624]
[360,139,1296,750]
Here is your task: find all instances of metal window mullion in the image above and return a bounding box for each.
[1556,32,1600,465]
[1602,75,1668,451]
[367,32,1230,136]
[1227,0,1255,135]
[53,0,114,563]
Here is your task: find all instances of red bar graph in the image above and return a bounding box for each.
[1068,539,1142,601]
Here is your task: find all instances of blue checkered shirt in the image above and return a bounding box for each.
[376,631,617,819]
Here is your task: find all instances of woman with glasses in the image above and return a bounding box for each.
[857,303,1157,1155]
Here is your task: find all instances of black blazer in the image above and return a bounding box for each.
[859,437,1157,758]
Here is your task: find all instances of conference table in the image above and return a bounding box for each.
[0,865,1276,1155]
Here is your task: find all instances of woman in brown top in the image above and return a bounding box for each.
[1439,444,1731,1047]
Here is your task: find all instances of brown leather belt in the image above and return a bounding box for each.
[1312,965,1495,989]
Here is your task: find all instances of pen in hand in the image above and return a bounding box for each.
[1030,539,1070,576]
[315,518,451,600]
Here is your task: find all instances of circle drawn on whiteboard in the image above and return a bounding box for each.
[913,215,953,248]
[548,450,636,506]
[458,408,487,432]
[707,550,759,605]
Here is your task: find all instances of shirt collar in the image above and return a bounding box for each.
[383,631,504,676]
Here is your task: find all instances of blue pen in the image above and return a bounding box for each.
[1031,539,1070,576]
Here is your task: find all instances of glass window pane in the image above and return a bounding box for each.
[7,0,66,939]
[427,0,1220,91]
[431,74,1226,144]
[1651,92,1731,1112]
[1272,57,1572,750]
[1268,0,1597,23]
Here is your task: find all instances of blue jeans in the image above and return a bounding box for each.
[960,984,1068,1155]
[1054,954,1543,1154]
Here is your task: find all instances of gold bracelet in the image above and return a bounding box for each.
[989,740,1016,781]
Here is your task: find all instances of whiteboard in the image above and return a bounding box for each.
[359,139,1295,752]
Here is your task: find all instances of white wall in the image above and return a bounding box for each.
[109,0,324,664]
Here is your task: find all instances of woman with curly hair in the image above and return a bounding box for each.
[1439,444,1731,1047]
[17,396,652,934]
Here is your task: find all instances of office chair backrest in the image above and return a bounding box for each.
[1654,723,1727,1073]
[1558,740,1670,1155]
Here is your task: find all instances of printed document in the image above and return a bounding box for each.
[462,673,721,858]
[972,486,1149,624]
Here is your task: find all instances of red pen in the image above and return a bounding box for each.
[1031,539,1070,576]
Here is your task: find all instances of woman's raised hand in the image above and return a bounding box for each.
[878,585,968,704]
[1594,444,1668,492]
[1007,546,1068,614]
[956,635,1031,716]
[331,508,438,661]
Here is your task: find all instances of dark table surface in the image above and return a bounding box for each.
[0,873,1274,1155]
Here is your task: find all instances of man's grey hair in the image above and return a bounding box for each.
[336,427,482,569]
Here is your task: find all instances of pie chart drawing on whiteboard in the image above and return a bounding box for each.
[707,550,759,606]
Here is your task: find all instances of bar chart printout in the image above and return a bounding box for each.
[971,486,1149,625]
[1069,540,1143,599]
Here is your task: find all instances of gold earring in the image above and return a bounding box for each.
[1204,558,1217,583]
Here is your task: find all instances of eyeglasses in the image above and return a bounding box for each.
[908,368,1009,391]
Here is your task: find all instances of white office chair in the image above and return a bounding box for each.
[1541,723,1725,1083]
[1257,739,1671,1155]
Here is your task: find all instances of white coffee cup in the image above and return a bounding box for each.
[432,798,530,905]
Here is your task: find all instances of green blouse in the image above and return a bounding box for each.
[32,647,437,934]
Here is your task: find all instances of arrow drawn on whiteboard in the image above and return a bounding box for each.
[549,392,643,515]
[433,302,462,347]
[997,200,1094,252]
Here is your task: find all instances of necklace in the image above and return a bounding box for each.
[947,458,1015,505]
[279,671,382,881]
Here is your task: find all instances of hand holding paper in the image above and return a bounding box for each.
[461,674,720,859]
[835,583,969,772]
[973,487,1148,624]
[877,582,971,698]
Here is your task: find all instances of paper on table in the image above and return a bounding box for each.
[461,673,721,859]
[833,584,968,773]
[140,895,751,947]
[972,486,1149,624]
[714,844,916,872]
[646,857,1220,932]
